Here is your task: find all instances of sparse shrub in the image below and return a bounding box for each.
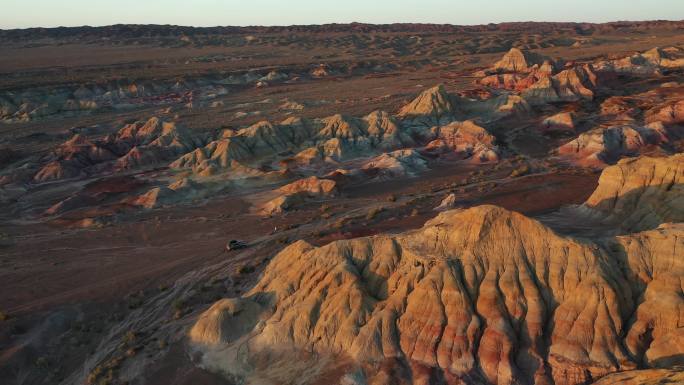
[122,331,137,346]
[510,165,530,178]
[238,265,255,275]
[171,297,187,319]
[127,296,143,309]
[366,207,383,220]
[87,356,121,385]
[35,356,49,369]
[86,366,103,385]
[333,217,346,229]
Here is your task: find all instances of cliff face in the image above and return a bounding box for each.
[188,152,684,385]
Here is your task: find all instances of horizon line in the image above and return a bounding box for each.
[3,18,684,31]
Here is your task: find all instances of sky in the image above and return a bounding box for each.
[1,0,684,29]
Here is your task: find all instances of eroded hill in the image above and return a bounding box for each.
[188,155,684,385]
[1,21,684,385]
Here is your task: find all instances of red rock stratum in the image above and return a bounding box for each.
[189,156,684,385]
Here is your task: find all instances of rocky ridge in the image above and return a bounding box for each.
[189,154,684,385]
[33,117,204,182]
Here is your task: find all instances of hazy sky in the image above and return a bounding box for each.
[2,0,684,29]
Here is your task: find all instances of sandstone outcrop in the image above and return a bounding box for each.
[173,111,417,174]
[593,369,684,385]
[477,49,602,107]
[398,84,459,124]
[475,48,557,92]
[425,120,499,162]
[600,97,640,120]
[277,176,337,197]
[170,139,254,176]
[577,154,684,231]
[522,65,597,105]
[364,110,416,150]
[493,48,552,73]
[477,48,557,93]
[479,73,528,90]
[434,193,457,211]
[645,99,684,125]
[33,117,202,182]
[477,49,599,106]
[542,112,576,133]
[0,78,231,123]
[466,94,531,121]
[33,135,117,182]
[111,117,202,155]
[594,46,684,76]
[111,117,203,170]
[557,123,670,167]
[131,177,202,209]
[261,176,337,215]
[170,85,528,177]
[190,202,684,385]
[361,149,428,178]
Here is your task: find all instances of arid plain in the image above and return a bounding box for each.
[0,22,683,385]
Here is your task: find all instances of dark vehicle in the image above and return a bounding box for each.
[225,239,248,251]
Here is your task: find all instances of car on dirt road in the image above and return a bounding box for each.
[225,239,248,251]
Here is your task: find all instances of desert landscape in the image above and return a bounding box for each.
[1,16,684,385]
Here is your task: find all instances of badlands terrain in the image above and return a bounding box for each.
[0,21,684,385]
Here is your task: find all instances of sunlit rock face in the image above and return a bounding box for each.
[189,155,684,384]
[577,154,684,231]
[556,123,674,167]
